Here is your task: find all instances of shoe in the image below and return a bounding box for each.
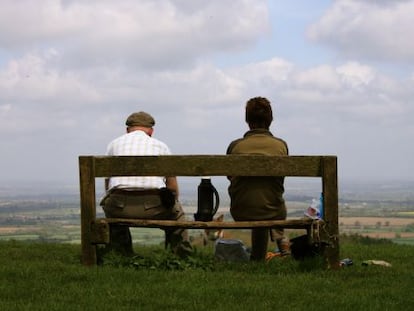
[277,237,291,257]
[265,251,282,262]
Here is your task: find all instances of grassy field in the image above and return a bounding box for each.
[1,235,414,310]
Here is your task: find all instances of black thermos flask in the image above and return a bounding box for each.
[194,177,220,221]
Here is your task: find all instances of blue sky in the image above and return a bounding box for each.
[0,0,414,187]
[267,1,332,65]
[215,1,333,67]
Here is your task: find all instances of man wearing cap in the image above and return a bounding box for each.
[101,111,192,257]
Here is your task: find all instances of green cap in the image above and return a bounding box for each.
[125,111,155,128]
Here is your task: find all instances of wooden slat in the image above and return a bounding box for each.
[84,155,325,177]
[94,218,319,229]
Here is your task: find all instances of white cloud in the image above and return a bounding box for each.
[226,58,294,97]
[0,51,99,103]
[307,0,414,62]
[0,0,269,69]
[294,65,341,92]
[223,59,412,134]
[336,62,376,90]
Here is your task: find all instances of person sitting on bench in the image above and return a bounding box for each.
[226,97,291,261]
[100,111,192,257]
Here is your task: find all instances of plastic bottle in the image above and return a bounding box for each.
[340,258,353,267]
[305,199,321,219]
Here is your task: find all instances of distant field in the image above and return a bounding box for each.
[339,217,414,226]
[398,211,414,216]
[339,216,414,244]
[1,180,414,250]
[1,194,414,245]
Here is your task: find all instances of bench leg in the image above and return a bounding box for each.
[81,236,97,266]
[250,228,269,261]
[319,223,340,269]
[81,217,97,266]
[324,237,340,269]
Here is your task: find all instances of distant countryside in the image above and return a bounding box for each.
[1,179,414,246]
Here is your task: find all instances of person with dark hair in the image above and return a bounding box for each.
[100,111,192,257]
[226,97,290,261]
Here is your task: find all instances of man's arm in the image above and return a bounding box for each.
[165,176,179,198]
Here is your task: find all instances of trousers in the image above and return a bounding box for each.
[231,203,287,261]
[101,190,191,256]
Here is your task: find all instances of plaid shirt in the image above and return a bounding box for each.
[106,130,171,190]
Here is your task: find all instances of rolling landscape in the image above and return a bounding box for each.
[1,178,413,246]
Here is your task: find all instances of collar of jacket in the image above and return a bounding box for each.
[244,128,273,137]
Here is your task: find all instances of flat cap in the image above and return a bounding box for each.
[125,111,155,128]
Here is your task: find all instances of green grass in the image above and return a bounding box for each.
[1,236,414,310]
[392,238,414,245]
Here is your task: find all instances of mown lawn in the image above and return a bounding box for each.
[1,236,413,310]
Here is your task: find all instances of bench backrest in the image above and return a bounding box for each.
[79,155,338,211]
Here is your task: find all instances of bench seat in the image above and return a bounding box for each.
[90,217,323,244]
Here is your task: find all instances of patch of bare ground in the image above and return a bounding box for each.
[0,226,40,234]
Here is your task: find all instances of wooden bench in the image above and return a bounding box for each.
[79,155,339,269]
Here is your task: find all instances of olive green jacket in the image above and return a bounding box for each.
[226,129,288,220]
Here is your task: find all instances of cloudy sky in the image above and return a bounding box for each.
[1,0,413,188]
